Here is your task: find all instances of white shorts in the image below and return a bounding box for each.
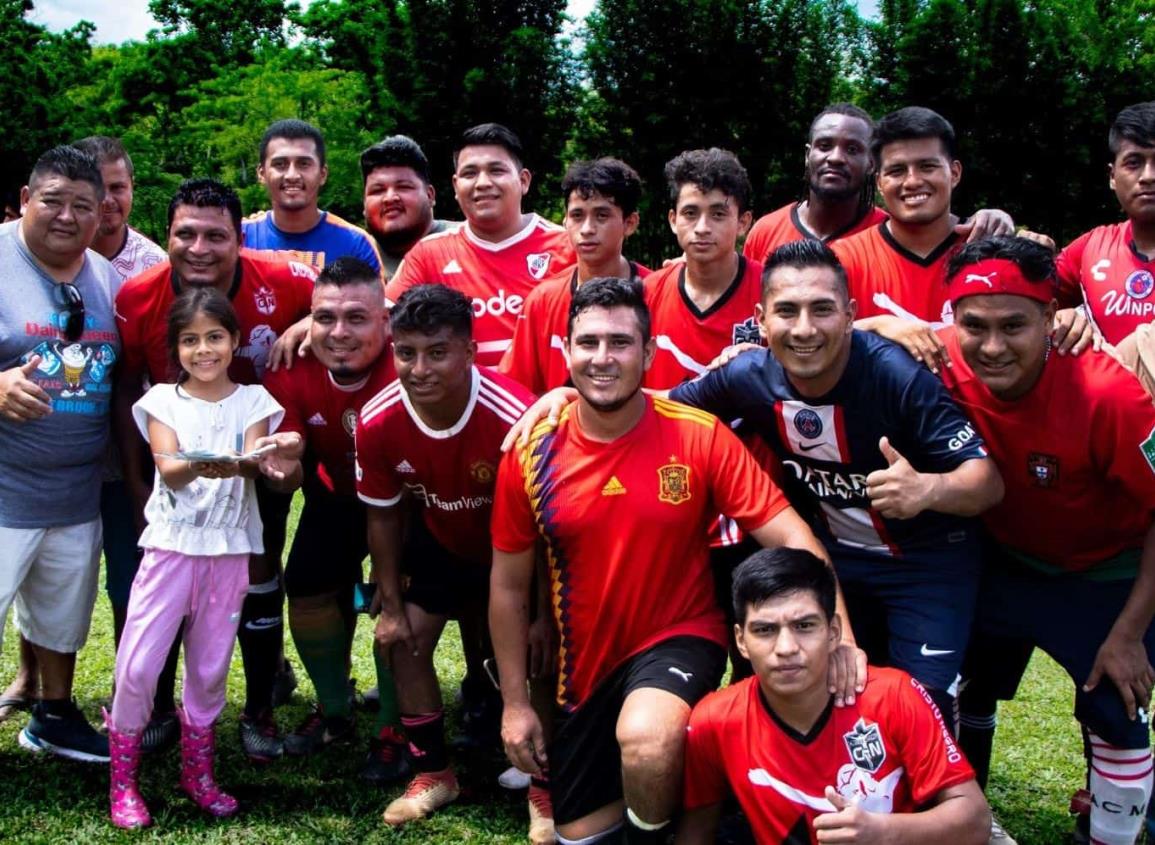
[0,518,102,653]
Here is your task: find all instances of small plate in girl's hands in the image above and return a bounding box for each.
[154,443,277,463]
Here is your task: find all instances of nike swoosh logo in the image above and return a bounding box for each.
[920,644,955,657]
[798,442,825,452]
[244,617,283,631]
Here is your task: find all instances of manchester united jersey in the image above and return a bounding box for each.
[242,210,383,275]
[384,216,576,366]
[263,354,396,496]
[1055,221,1155,344]
[683,667,974,844]
[115,255,316,385]
[498,261,649,395]
[491,395,789,709]
[643,256,765,389]
[671,334,989,556]
[938,329,1155,572]
[356,366,533,565]
[744,202,889,264]
[833,224,961,325]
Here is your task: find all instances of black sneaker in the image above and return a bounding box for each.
[140,710,179,754]
[239,708,284,763]
[19,700,109,763]
[283,708,355,756]
[271,663,298,708]
[360,726,410,783]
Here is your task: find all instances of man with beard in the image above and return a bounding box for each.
[361,135,458,280]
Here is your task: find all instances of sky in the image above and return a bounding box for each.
[29,0,601,45]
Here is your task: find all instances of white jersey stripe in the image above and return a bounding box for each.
[477,396,520,427]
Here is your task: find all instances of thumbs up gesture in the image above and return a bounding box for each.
[813,786,887,842]
[0,356,52,422]
[865,436,932,519]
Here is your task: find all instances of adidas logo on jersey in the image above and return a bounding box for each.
[307,413,326,426]
[395,460,416,474]
[601,476,627,496]
[442,259,463,274]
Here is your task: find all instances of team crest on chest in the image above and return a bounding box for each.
[1125,270,1155,300]
[657,461,691,505]
[253,285,278,316]
[732,316,761,345]
[793,408,823,439]
[470,459,496,485]
[843,718,887,773]
[1027,452,1060,488]
[341,409,358,437]
[527,252,551,280]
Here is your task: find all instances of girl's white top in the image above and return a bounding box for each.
[132,383,284,556]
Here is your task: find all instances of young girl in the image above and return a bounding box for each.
[107,286,295,829]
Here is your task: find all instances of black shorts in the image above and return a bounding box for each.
[284,486,368,599]
[401,516,490,619]
[549,635,726,826]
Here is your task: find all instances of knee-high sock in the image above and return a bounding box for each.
[372,647,401,731]
[959,683,998,790]
[926,685,959,738]
[239,577,283,717]
[1087,732,1153,845]
[289,593,351,718]
[400,710,447,772]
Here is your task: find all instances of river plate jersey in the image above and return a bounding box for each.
[1055,221,1155,344]
[683,667,974,844]
[670,332,988,556]
[263,353,396,496]
[833,224,961,325]
[356,366,533,565]
[491,395,789,709]
[743,202,889,264]
[938,328,1155,572]
[384,216,576,366]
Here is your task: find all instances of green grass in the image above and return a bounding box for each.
[0,496,1090,842]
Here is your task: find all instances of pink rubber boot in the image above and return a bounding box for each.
[107,710,151,829]
[178,709,238,818]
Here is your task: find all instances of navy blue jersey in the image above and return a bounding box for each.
[670,331,988,555]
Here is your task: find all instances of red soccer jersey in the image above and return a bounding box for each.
[643,256,764,389]
[939,329,1155,571]
[1055,221,1155,344]
[355,366,533,565]
[263,354,396,496]
[743,202,889,264]
[383,216,576,367]
[683,668,974,844]
[491,395,789,709]
[498,261,650,395]
[115,255,316,385]
[832,224,961,325]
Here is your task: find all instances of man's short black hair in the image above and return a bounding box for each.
[1109,102,1155,158]
[72,136,134,180]
[762,239,849,302]
[732,548,836,626]
[561,158,643,217]
[946,235,1056,290]
[29,146,105,202]
[453,123,524,171]
[167,178,243,238]
[872,106,957,165]
[360,135,432,183]
[316,257,381,288]
[390,283,473,339]
[259,118,327,167]
[808,103,874,142]
[664,148,752,214]
[566,276,650,342]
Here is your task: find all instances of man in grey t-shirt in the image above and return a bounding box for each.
[0,146,120,763]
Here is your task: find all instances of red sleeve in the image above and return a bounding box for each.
[1055,230,1090,308]
[490,443,540,553]
[894,675,975,805]
[1092,365,1155,518]
[354,414,403,506]
[707,421,790,531]
[383,246,429,306]
[682,695,730,810]
[114,285,147,377]
[498,294,546,395]
[261,367,303,436]
[742,220,770,263]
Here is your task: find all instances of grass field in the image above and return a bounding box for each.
[0,496,1092,843]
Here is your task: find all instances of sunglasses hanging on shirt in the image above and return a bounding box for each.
[54,282,86,342]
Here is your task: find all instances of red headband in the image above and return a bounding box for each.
[947,258,1053,306]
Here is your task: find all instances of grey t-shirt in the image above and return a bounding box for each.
[379,218,460,280]
[0,220,122,528]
